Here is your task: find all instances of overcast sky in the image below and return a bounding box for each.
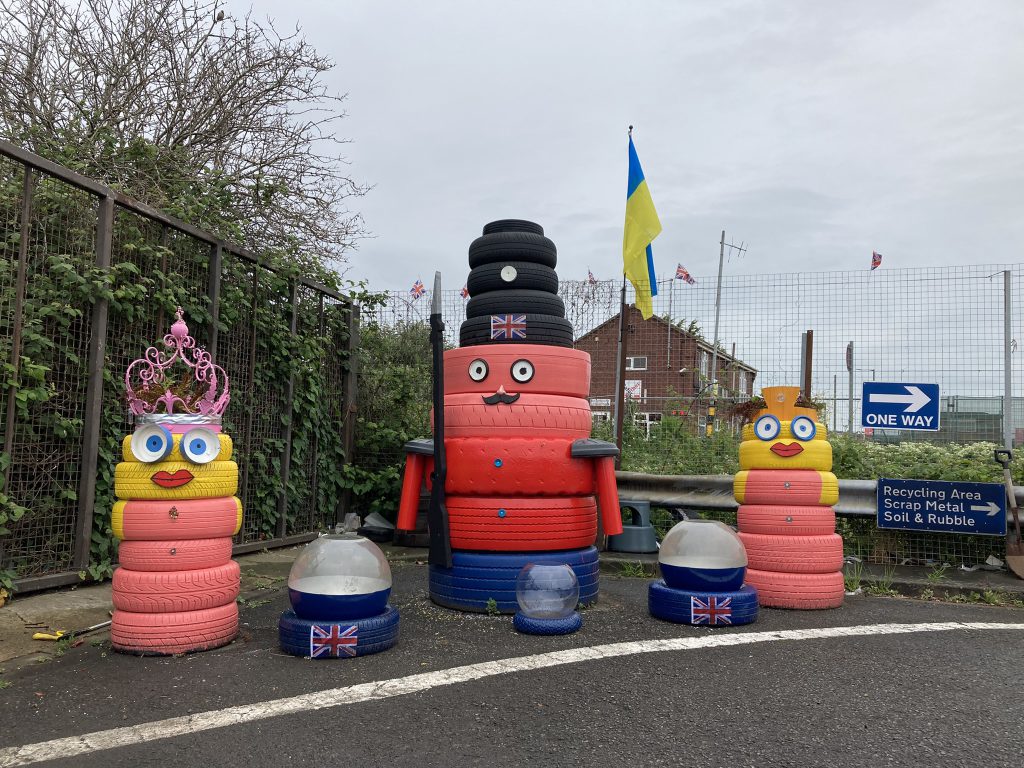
[247,0,1024,292]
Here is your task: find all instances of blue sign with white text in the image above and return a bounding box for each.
[877,478,1007,536]
[862,381,940,431]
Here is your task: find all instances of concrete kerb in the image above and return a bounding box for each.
[3,543,1022,676]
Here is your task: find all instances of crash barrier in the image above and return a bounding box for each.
[615,472,1019,569]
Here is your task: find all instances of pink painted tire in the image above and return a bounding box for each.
[440,393,592,438]
[737,505,836,536]
[447,496,597,551]
[112,603,239,655]
[112,497,242,541]
[734,470,838,506]
[743,568,845,610]
[117,538,233,572]
[737,532,844,573]
[111,562,240,613]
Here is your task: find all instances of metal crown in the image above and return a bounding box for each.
[124,308,229,419]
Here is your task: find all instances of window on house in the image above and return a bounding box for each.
[742,372,753,395]
[592,411,611,422]
[633,411,663,438]
[626,356,648,371]
[699,350,709,378]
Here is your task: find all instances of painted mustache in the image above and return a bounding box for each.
[482,391,520,405]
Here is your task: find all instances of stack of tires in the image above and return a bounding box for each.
[733,386,845,609]
[425,219,608,613]
[110,426,242,654]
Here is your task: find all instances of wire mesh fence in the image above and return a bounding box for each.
[364,263,1024,568]
[1,141,356,586]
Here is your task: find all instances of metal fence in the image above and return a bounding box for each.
[0,140,357,591]
[365,262,1024,568]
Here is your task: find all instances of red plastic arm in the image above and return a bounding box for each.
[396,453,425,531]
[595,456,623,536]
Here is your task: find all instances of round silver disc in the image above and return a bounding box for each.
[500,265,518,282]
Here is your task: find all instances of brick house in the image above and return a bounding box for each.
[574,306,757,433]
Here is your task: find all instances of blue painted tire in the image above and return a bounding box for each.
[278,605,399,658]
[429,547,600,614]
[648,581,758,626]
[288,586,391,620]
[513,611,582,635]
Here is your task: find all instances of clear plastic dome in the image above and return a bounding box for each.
[515,564,579,619]
[658,519,748,592]
[288,534,392,619]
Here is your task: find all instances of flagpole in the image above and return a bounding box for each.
[667,277,673,368]
[613,273,628,466]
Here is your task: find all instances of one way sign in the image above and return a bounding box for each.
[862,382,940,431]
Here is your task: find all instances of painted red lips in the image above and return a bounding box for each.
[770,442,804,458]
[151,469,194,488]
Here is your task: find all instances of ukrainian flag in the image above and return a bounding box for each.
[623,134,662,319]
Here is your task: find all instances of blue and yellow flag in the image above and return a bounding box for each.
[623,134,662,319]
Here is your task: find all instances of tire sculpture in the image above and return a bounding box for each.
[734,386,845,609]
[396,219,623,614]
[111,309,241,654]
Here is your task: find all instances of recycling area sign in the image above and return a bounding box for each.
[877,478,1007,536]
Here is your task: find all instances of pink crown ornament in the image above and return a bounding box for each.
[125,308,230,423]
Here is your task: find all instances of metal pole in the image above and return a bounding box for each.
[666,278,673,368]
[803,330,814,401]
[1004,270,1013,449]
[338,300,360,527]
[708,230,725,436]
[833,374,838,432]
[613,276,628,465]
[206,243,223,357]
[847,341,854,436]
[276,280,298,539]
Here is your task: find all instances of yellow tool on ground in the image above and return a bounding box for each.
[31,619,111,641]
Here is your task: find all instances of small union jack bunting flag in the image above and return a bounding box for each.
[690,595,732,625]
[309,624,358,657]
[490,314,527,340]
[871,251,882,270]
[410,279,426,300]
[587,269,598,285]
[460,285,470,300]
[675,264,696,285]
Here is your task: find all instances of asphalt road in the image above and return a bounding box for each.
[1,563,1023,768]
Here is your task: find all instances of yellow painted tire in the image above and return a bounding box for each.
[734,470,838,506]
[738,439,832,471]
[121,432,233,463]
[114,461,238,500]
[741,421,827,442]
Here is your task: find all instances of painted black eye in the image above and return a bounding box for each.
[468,359,489,382]
[791,416,817,441]
[510,359,534,383]
[754,415,781,441]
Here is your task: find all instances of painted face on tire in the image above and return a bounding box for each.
[738,417,832,471]
[444,345,591,400]
[115,428,238,500]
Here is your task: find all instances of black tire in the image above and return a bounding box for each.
[459,314,573,347]
[513,611,582,635]
[428,547,600,614]
[466,289,565,319]
[468,232,557,269]
[278,606,399,658]
[482,219,544,236]
[647,581,759,626]
[467,261,558,296]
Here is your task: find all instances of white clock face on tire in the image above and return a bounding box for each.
[500,265,518,282]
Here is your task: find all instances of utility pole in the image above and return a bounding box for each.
[707,231,746,436]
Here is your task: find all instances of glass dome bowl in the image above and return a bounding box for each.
[287,534,392,620]
[515,564,580,619]
[658,519,747,592]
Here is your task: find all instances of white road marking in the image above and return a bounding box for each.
[1,621,1021,767]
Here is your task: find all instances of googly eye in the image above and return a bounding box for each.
[510,359,534,383]
[754,415,781,441]
[468,359,489,382]
[130,424,174,463]
[790,416,817,441]
[180,428,220,464]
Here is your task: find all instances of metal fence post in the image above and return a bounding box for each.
[73,195,114,569]
[338,300,360,526]
[276,280,298,538]
[207,242,223,357]
[1004,270,1013,450]
[237,267,260,511]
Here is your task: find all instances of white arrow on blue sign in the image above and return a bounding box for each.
[862,382,940,431]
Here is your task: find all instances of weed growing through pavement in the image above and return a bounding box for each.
[0,679,10,689]
[925,563,951,584]
[485,598,499,615]
[843,561,864,592]
[864,565,899,597]
[920,588,935,601]
[618,561,649,578]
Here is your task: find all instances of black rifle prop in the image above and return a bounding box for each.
[428,272,453,568]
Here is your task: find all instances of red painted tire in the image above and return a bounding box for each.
[448,496,597,551]
[112,497,242,541]
[442,437,595,496]
[111,562,240,613]
[112,603,238,655]
[737,505,836,536]
[444,345,590,399]
[441,393,592,438]
[737,532,844,573]
[734,470,838,506]
[743,568,844,610]
[117,538,233,572]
